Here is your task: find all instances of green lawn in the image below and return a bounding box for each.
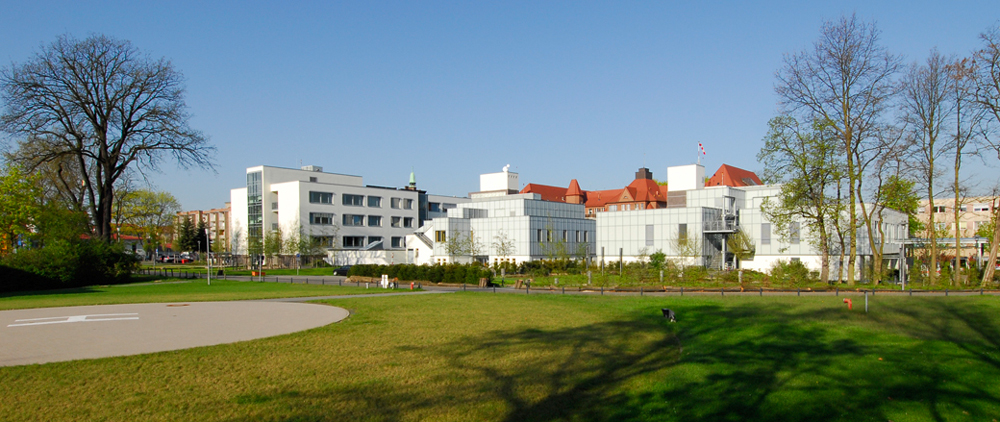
[0,279,382,310]
[2,290,999,421]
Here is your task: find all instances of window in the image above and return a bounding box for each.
[368,215,382,227]
[932,206,946,213]
[790,222,800,244]
[624,204,631,211]
[310,212,334,225]
[761,223,771,245]
[368,196,382,208]
[959,205,967,212]
[428,202,441,212]
[974,204,990,212]
[583,231,589,242]
[368,236,382,245]
[563,230,568,242]
[976,220,987,230]
[576,230,581,242]
[391,217,402,228]
[391,237,404,248]
[309,177,318,183]
[403,217,413,228]
[547,230,552,242]
[435,231,446,242]
[678,223,687,240]
[343,236,365,248]
[391,198,402,209]
[309,191,333,204]
[443,203,457,210]
[343,214,364,226]
[404,199,413,209]
[935,222,947,230]
[537,229,544,242]
[608,205,618,211]
[343,194,364,206]
[646,225,654,246]
[271,223,278,230]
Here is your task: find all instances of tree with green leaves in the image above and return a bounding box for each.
[0,164,43,255]
[726,229,756,284]
[195,219,209,253]
[116,189,180,257]
[262,228,283,268]
[0,34,214,242]
[672,229,701,271]
[775,14,901,285]
[175,217,197,253]
[758,116,844,284]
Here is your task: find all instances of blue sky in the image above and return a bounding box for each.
[2,1,998,210]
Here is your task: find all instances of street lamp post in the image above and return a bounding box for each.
[206,227,211,286]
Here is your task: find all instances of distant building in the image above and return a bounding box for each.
[914,196,997,267]
[175,204,232,252]
[406,167,595,265]
[230,165,467,265]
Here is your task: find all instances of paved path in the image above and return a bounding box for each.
[0,301,349,367]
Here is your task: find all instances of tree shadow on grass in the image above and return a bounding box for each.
[215,299,1000,422]
[431,301,1000,421]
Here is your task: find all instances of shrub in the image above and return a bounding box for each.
[768,260,818,285]
[1,240,138,292]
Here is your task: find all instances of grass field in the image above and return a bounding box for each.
[2,288,999,421]
[0,279,381,310]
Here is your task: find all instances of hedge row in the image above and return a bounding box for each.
[1,240,139,292]
[348,263,493,285]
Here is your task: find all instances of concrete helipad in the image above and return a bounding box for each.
[0,301,349,366]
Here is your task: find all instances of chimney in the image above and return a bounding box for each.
[635,167,652,180]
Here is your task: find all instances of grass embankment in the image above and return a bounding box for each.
[2,288,999,421]
[0,279,384,310]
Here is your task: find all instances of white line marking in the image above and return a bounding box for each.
[7,313,139,327]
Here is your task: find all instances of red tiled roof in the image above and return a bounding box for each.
[566,179,583,196]
[707,164,762,187]
[520,183,569,202]
[522,168,671,210]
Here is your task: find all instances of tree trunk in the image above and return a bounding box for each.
[982,203,1000,286]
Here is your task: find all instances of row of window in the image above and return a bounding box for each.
[309,213,413,228]
[308,191,414,209]
[535,230,590,243]
[341,236,406,248]
[921,204,992,213]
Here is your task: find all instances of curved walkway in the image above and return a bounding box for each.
[0,301,349,366]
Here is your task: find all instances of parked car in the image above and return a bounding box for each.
[333,265,352,276]
[176,256,193,264]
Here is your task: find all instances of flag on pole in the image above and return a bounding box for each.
[699,142,706,156]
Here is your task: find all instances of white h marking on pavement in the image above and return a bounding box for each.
[7,313,139,327]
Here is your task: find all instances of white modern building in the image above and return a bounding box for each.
[230,165,467,265]
[593,164,908,279]
[406,168,596,265]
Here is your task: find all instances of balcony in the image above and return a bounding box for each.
[704,219,739,233]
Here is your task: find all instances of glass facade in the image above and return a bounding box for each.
[247,171,263,252]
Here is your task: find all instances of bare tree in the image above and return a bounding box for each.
[900,49,953,285]
[974,25,1000,285]
[775,14,901,285]
[0,34,214,241]
[492,229,516,263]
[948,58,985,283]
